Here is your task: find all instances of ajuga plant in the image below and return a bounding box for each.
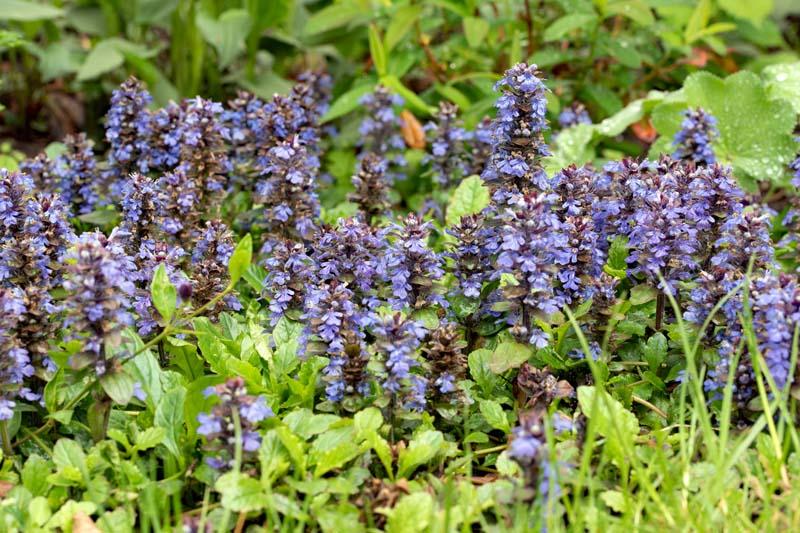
[188,220,241,316]
[421,321,468,397]
[350,152,393,222]
[482,63,550,204]
[1,169,74,383]
[310,217,386,308]
[672,107,719,166]
[54,133,101,215]
[557,102,591,129]
[261,238,315,324]
[424,101,470,187]
[358,85,406,160]
[62,231,135,375]
[255,136,320,241]
[197,377,273,471]
[117,173,163,254]
[104,77,155,179]
[373,313,428,412]
[303,280,373,403]
[381,214,445,310]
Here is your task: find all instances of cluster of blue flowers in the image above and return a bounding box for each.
[672,108,719,166]
[197,377,273,470]
[1,169,74,416]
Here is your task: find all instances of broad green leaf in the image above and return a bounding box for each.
[321,83,375,123]
[368,24,387,76]
[577,386,638,465]
[53,439,87,474]
[763,62,800,114]
[463,17,489,48]
[468,349,496,395]
[397,430,444,478]
[155,388,185,460]
[77,40,124,81]
[134,0,179,24]
[544,13,597,42]
[384,5,422,52]
[275,426,307,476]
[654,71,796,182]
[228,234,252,285]
[718,0,773,24]
[489,341,533,374]
[304,3,363,35]
[354,407,383,435]
[546,123,595,173]
[196,9,253,69]
[100,370,135,405]
[216,472,266,512]
[134,427,166,452]
[643,332,667,371]
[313,440,363,478]
[386,492,433,533]
[0,0,63,20]
[122,53,180,106]
[446,175,490,226]
[23,455,52,496]
[479,399,510,433]
[150,264,177,324]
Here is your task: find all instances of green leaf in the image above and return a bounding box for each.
[397,430,444,478]
[0,0,63,20]
[369,24,387,76]
[655,71,796,182]
[304,3,364,35]
[763,62,800,114]
[604,235,629,279]
[577,386,638,465]
[446,175,490,226]
[384,5,422,52]
[150,264,177,325]
[463,17,489,48]
[544,13,597,42]
[313,440,363,478]
[354,407,383,435]
[275,426,307,476]
[546,123,596,172]
[468,349,496,395]
[386,492,433,533]
[155,388,185,460]
[228,234,252,285]
[134,427,166,452]
[99,370,135,405]
[321,83,375,123]
[77,40,124,81]
[53,439,87,475]
[23,455,52,496]
[685,0,712,44]
[643,332,667,371]
[489,341,533,374]
[196,9,253,69]
[216,472,266,513]
[479,399,510,432]
[718,0,773,24]
[134,0,179,24]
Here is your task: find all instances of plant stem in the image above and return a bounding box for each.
[0,421,13,457]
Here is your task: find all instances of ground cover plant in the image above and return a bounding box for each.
[1,2,800,533]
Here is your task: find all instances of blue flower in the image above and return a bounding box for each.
[673,108,718,166]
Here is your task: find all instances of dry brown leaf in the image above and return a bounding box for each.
[400,110,426,149]
[73,511,101,533]
[632,118,657,143]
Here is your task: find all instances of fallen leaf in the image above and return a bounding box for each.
[0,481,13,498]
[73,512,101,533]
[400,110,426,149]
[686,47,710,67]
[632,118,657,143]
